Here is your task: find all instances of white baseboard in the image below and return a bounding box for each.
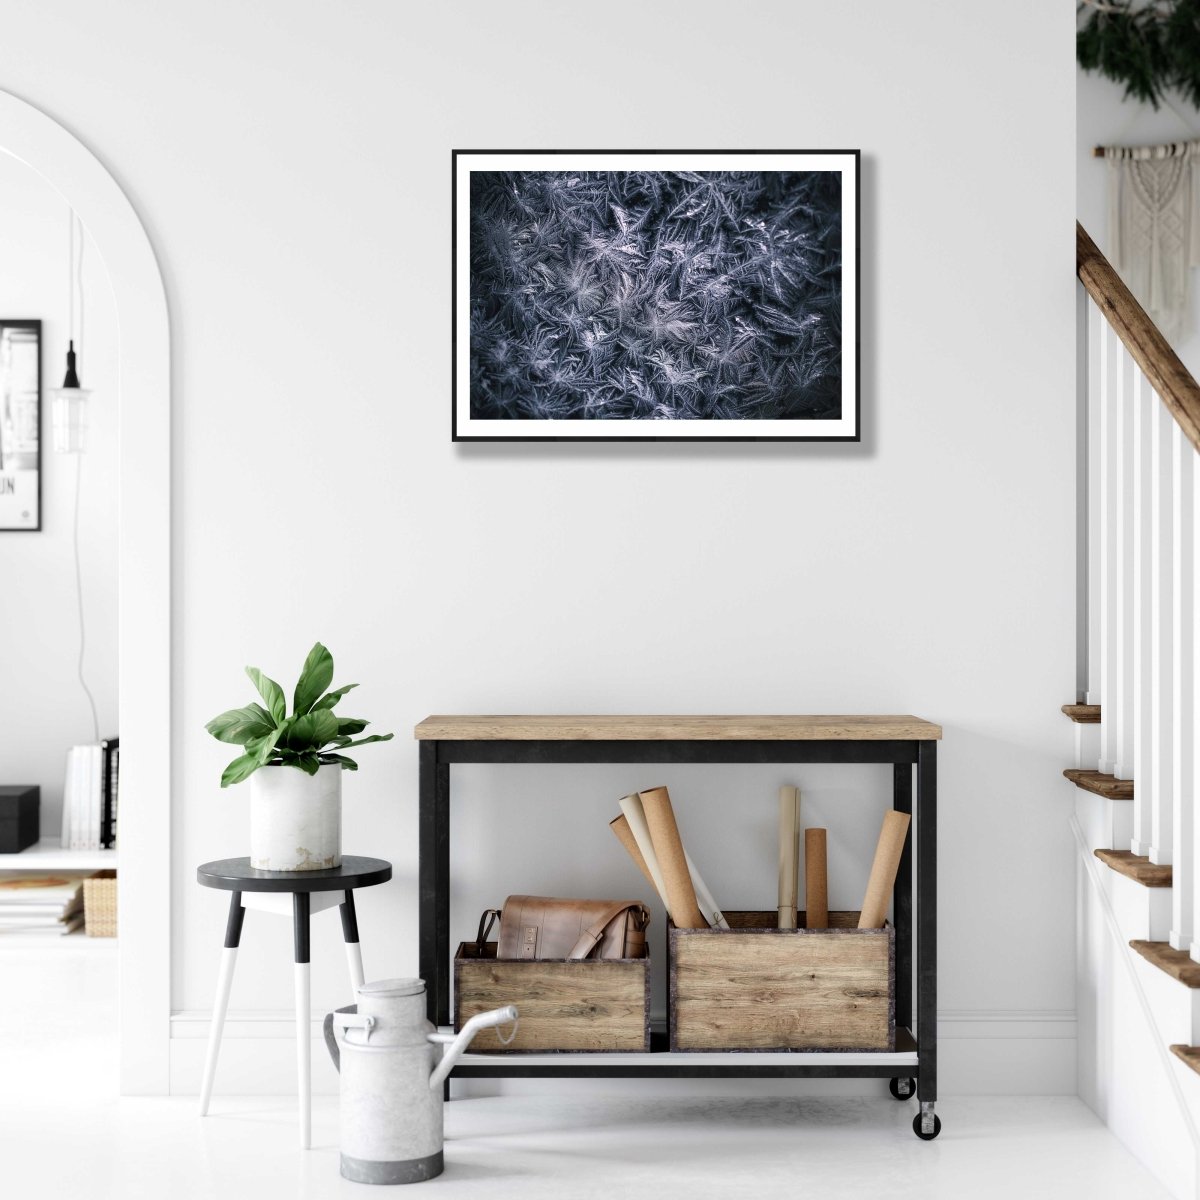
[169,1009,1077,1098]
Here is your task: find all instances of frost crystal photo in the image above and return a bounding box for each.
[453,150,858,441]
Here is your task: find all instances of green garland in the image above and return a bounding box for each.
[1078,0,1200,109]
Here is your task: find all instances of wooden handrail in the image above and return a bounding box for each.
[1077,221,1200,454]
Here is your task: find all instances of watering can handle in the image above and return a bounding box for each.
[323,1012,340,1073]
[324,1004,374,1072]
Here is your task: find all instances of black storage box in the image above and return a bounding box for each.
[0,786,39,853]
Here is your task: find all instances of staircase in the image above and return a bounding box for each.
[1073,224,1200,1200]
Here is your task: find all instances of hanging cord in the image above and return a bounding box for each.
[72,452,100,744]
[68,208,99,744]
[75,212,84,377]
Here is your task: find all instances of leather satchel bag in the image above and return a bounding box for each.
[474,895,650,961]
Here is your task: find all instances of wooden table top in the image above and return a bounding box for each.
[413,715,942,742]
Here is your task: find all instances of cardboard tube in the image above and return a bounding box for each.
[805,828,828,930]
[858,811,911,928]
[617,794,670,910]
[610,813,661,899]
[618,796,727,928]
[639,786,708,928]
[685,850,730,930]
[778,786,799,929]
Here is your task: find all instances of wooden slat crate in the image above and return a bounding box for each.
[669,910,894,1051]
[84,870,117,938]
[454,941,650,1053]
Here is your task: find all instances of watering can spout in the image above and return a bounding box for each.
[428,1006,518,1090]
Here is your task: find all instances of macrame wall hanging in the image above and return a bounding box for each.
[1099,140,1200,341]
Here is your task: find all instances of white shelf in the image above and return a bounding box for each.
[0,837,117,871]
[439,1027,919,1070]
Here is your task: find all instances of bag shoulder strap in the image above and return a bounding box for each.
[474,907,501,954]
[566,901,649,960]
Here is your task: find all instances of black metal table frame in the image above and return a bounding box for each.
[418,738,935,1113]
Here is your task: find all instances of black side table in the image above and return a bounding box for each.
[196,856,391,1148]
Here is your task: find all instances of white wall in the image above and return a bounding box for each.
[0,152,117,835]
[1077,68,1200,375]
[0,1,1076,1093]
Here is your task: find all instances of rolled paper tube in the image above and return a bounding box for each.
[778,786,799,929]
[609,813,662,900]
[617,795,727,927]
[805,828,828,930]
[617,794,671,912]
[858,810,912,929]
[638,786,708,929]
[683,849,730,930]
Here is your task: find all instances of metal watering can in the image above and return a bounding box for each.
[324,977,517,1185]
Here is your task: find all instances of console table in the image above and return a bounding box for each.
[414,715,941,1139]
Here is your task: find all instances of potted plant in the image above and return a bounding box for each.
[205,642,393,871]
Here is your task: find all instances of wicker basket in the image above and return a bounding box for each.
[83,870,117,938]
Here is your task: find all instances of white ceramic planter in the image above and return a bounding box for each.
[250,762,342,871]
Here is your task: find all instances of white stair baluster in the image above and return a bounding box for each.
[1087,298,1103,711]
[1114,346,1136,781]
[1149,398,1176,866]
[1188,443,1200,964]
[1170,424,1194,946]
[1099,321,1120,778]
[1132,368,1155,842]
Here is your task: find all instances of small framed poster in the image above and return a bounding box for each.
[453,149,858,442]
[0,320,41,530]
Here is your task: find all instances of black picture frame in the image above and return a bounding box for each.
[0,319,42,530]
[451,150,854,441]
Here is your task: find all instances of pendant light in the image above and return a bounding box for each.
[50,211,92,454]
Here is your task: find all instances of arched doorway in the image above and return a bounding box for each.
[0,89,170,1094]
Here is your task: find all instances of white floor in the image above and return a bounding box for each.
[0,944,1176,1199]
[0,1091,1174,1200]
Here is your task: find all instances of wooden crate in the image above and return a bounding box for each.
[454,941,650,1053]
[84,870,117,938]
[669,910,894,1052]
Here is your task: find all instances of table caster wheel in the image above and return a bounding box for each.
[889,1077,915,1101]
[913,1112,942,1141]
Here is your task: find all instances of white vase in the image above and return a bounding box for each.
[249,762,342,871]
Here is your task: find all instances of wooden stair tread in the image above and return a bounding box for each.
[1063,769,1134,799]
[1170,1045,1200,1076]
[1062,704,1101,724]
[1094,849,1172,887]
[1130,941,1200,987]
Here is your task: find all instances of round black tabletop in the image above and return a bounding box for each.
[197,856,392,893]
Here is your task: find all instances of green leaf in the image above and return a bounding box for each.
[336,717,369,737]
[280,708,340,753]
[294,752,321,776]
[206,703,275,746]
[293,642,335,716]
[312,683,358,712]
[249,726,284,765]
[220,752,261,787]
[245,667,286,724]
[336,733,394,751]
[319,753,359,771]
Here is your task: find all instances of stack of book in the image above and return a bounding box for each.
[61,738,119,851]
[0,872,88,935]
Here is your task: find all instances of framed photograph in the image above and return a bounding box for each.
[453,150,858,442]
[0,320,41,530]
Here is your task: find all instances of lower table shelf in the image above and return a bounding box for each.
[445,1025,919,1078]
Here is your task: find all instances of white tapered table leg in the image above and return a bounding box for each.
[294,961,311,1149]
[293,891,311,1150]
[200,892,244,1117]
[340,890,365,995]
[345,940,365,993]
